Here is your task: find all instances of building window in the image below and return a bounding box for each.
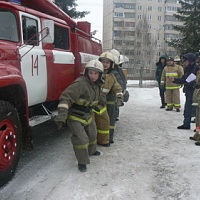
[147,33,151,39]
[124,3,136,9]
[114,40,122,45]
[115,3,136,9]
[148,24,152,29]
[124,12,135,18]
[158,0,162,2]
[137,32,142,38]
[137,42,141,47]
[166,6,178,12]
[147,15,152,20]
[125,50,135,55]
[124,31,135,37]
[165,24,174,30]
[164,33,179,39]
[148,6,152,11]
[114,12,124,18]
[165,0,178,3]
[114,21,124,27]
[137,14,142,19]
[125,22,135,27]
[158,16,162,21]
[138,6,142,10]
[123,40,134,46]
[113,30,122,37]
[165,15,179,22]
[158,7,162,12]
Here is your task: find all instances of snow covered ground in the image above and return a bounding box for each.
[1,81,200,200]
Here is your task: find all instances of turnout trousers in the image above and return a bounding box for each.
[107,102,116,142]
[94,107,110,145]
[67,117,97,164]
[193,101,200,141]
[165,89,180,109]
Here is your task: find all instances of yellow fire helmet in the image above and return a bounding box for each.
[99,52,114,62]
[99,52,115,69]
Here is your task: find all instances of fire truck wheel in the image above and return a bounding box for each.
[0,101,22,187]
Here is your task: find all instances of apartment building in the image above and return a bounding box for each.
[103,0,182,79]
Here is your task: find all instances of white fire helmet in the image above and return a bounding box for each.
[84,60,104,73]
[110,49,120,65]
[119,55,125,65]
[174,56,181,62]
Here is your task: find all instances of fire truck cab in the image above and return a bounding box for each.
[0,0,102,186]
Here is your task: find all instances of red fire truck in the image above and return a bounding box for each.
[0,0,102,186]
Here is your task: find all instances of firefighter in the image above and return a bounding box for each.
[161,57,184,111]
[54,60,104,172]
[110,49,127,121]
[94,52,123,146]
[190,69,200,145]
[174,56,181,65]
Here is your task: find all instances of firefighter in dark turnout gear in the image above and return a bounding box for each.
[54,60,104,172]
[173,53,199,129]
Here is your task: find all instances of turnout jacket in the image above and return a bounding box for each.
[58,76,101,122]
[94,73,123,114]
[192,70,200,106]
[161,64,184,89]
[102,73,123,103]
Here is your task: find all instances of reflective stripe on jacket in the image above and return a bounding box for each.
[161,64,184,89]
[58,76,101,121]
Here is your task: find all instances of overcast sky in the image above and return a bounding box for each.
[76,0,103,41]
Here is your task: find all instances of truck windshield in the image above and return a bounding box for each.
[0,9,19,42]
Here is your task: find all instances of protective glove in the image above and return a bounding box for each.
[54,121,65,130]
[98,94,107,106]
[54,107,68,130]
[123,90,129,102]
[116,97,124,107]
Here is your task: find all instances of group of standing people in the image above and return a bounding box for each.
[54,49,128,172]
[156,52,200,145]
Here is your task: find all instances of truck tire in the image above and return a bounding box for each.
[0,101,22,187]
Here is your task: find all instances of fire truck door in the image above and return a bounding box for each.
[19,12,47,106]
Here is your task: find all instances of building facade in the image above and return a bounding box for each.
[103,0,182,79]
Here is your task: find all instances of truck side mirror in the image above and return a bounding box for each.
[42,20,54,43]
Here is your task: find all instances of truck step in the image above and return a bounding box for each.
[29,111,57,127]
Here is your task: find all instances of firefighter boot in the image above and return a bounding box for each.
[166,107,173,111]
[78,164,87,172]
[98,143,110,147]
[109,129,114,144]
[189,132,200,141]
[91,151,101,156]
